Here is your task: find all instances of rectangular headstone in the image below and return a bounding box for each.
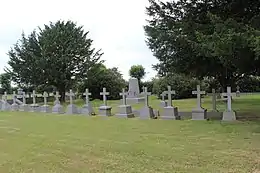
[126,78,145,104]
[127,78,140,98]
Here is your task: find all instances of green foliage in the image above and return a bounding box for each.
[140,80,154,93]
[79,64,127,100]
[7,20,103,101]
[152,73,201,99]
[194,13,260,85]
[0,73,11,94]
[129,65,146,81]
[203,77,222,93]
[144,0,260,87]
[236,76,260,92]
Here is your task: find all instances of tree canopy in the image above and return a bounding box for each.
[144,0,260,88]
[0,73,11,93]
[78,64,126,100]
[6,20,103,101]
[129,65,146,81]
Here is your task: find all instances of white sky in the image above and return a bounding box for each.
[0,0,158,81]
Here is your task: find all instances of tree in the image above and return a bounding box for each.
[79,64,127,100]
[144,0,260,88]
[7,20,103,101]
[0,73,11,93]
[129,65,146,84]
[152,73,200,99]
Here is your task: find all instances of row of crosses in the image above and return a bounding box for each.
[2,85,234,111]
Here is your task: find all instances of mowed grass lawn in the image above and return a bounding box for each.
[0,95,260,172]
[0,114,259,172]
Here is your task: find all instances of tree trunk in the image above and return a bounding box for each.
[58,85,66,103]
[138,78,142,92]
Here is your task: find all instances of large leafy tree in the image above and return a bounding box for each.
[0,73,11,93]
[78,64,127,100]
[144,0,260,88]
[7,20,103,101]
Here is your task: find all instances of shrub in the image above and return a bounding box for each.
[140,80,154,93]
[79,65,127,100]
[153,73,202,99]
[203,77,222,93]
[236,76,260,92]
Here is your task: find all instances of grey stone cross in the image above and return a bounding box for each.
[3,92,7,102]
[222,87,233,112]
[165,86,176,107]
[210,89,217,111]
[142,87,151,107]
[192,85,205,109]
[160,91,166,101]
[43,91,48,105]
[142,86,145,93]
[54,91,61,104]
[22,92,26,104]
[67,89,75,105]
[32,90,37,105]
[120,88,128,105]
[83,88,91,105]
[100,88,109,106]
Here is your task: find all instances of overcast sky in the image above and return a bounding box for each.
[0,0,158,81]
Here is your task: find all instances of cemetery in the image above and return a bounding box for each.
[0,79,250,121]
[0,78,260,172]
[0,0,260,172]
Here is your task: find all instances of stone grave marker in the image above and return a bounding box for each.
[41,91,51,113]
[66,89,79,114]
[15,88,24,105]
[2,92,10,111]
[30,90,40,112]
[208,89,218,112]
[20,92,29,111]
[207,89,223,119]
[11,91,19,111]
[99,88,112,116]
[17,88,23,99]
[52,91,64,114]
[160,91,167,108]
[192,85,207,120]
[139,87,155,119]
[141,86,145,94]
[82,88,95,115]
[221,87,236,121]
[161,86,179,120]
[116,88,134,118]
[216,87,222,99]
[126,78,145,104]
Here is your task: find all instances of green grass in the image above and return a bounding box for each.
[1,95,260,172]
[0,113,259,173]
